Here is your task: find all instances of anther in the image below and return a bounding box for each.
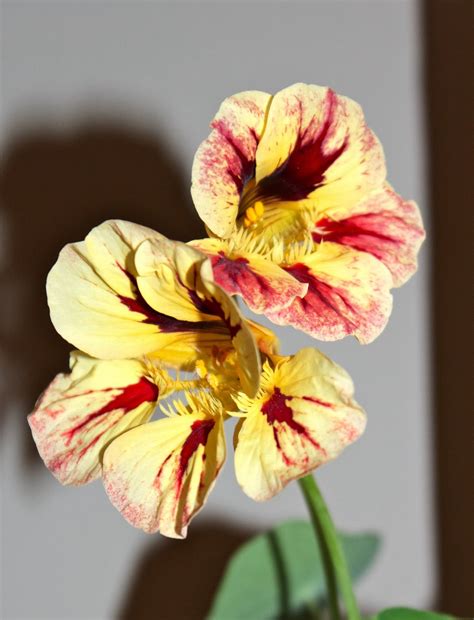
[254,201,264,217]
[246,206,258,222]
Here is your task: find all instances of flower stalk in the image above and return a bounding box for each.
[299,474,360,620]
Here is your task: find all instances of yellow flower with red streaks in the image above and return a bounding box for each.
[191,83,425,343]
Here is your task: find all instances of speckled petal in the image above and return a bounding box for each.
[191,91,271,238]
[191,238,307,314]
[268,242,393,344]
[312,184,425,286]
[103,402,225,538]
[28,352,162,485]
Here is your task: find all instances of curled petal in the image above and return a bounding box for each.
[234,349,366,501]
[268,242,393,344]
[191,238,307,314]
[46,220,168,359]
[103,397,226,538]
[28,352,162,485]
[191,91,271,237]
[255,83,385,209]
[313,185,425,287]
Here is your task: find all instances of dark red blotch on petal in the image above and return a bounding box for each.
[213,253,250,283]
[257,91,348,202]
[261,387,326,459]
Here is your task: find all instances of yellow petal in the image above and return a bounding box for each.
[103,394,226,538]
[28,352,164,485]
[234,349,366,501]
[269,241,393,344]
[191,91,271,238]
[47,220,168,359]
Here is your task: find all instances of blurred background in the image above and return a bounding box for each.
[0,1,471,618]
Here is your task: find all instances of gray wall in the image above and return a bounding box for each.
[1,1,434,618]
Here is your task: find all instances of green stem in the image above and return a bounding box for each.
[298,474,360,620]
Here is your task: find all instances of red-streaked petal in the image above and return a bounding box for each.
[190,238,307,314]
[191,91,271,238]
[268,242,393,344]
[103,410,225,538]
[28,352,161,485]
[312,185,425,286]
[255,84,385,207]
[234,349,366,501]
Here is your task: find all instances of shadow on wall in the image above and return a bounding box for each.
[118,520,254,620]
[0,116,204,472]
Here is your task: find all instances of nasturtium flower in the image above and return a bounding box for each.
[46,219,260,396]
[191,83,425,342]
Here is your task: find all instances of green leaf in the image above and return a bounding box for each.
[207,519,380,620]
[371,609,456,620]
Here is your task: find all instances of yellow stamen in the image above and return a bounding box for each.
[243,201,265,228]
[254,200,265,217]
[246,206,258,222]
[195,359,207,379]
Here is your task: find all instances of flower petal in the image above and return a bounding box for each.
[191,238,307,314]
[246,319,280,357]
[191,91,271,238]
[268,242,393,344]
[255,83,385,209]
[103,398,226,538]
[312,185,425,286]
[47,220,170,359]
[28,352,162,485]
[234,349,366,501]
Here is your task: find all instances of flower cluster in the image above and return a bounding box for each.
[29,84,424,538]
